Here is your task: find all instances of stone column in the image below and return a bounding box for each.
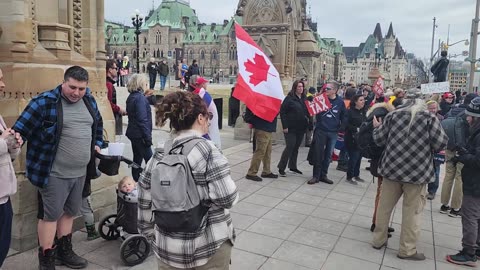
[0,0,117,251]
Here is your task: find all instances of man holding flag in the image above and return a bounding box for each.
[231,23,284,181]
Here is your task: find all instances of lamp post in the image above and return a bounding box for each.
[131,9,144,74]
[374,43,380,67]
[322,61,326,83]
[466,0,480,92]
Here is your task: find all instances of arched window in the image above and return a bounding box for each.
[213,32,218,40]
[142,65,146,73]
[189,33,194,41]
[200,50,205,60]
[113,50,117,57]
[174,37,178,44]
[157,49,160,58]
[161,50,164,58]
[133,50,137,59]
[229,65,233,75]
[188,49,194,60]
[144,37,147,44]
[123,35,127,42]
[212,50,218,61]
[123,50,127,56]
[155,30,161,44]
[234,66,238,75]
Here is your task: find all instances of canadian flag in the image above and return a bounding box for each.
[233,23,284,122]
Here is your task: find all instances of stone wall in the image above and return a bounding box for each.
[0,0,120,252]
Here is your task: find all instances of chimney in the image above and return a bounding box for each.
[211,23,216,32]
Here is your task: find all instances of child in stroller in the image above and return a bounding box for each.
[96,154,150,266]
[116,176,138,234]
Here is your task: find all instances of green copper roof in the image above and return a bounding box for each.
[358,34,384,58]
[105,23,137,45]
[142,0,199,30]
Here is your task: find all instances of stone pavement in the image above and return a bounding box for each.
[3,133,469,269]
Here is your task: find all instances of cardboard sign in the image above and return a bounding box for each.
[305,93,332,116]
[421,82,450,95]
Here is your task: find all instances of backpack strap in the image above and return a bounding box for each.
[168,137,205,156]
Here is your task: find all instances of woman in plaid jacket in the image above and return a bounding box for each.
[138,91,238,269]
[371,96,447,261]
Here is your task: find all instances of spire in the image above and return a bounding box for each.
[373,23,383,42]
[386,22,394,39]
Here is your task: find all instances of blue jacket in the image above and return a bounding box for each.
[315,95,347,132]
[126,91,152,142]
[13,85,103,188]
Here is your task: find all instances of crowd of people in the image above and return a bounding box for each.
[1,55,480,269]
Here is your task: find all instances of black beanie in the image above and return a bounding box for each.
[464,93,478,105]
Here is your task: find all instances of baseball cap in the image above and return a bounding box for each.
[196,77,208,85]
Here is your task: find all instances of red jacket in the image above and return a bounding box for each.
[106,77,121,114]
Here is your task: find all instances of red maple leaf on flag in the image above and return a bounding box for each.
[244,53,275,86]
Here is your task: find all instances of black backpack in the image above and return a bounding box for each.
[441,113,469,150]
[356,120,384,159]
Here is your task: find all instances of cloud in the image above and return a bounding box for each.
[105,0,479,59]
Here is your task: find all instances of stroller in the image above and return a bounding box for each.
[95,152,151,266]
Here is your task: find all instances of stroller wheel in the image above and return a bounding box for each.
[98,214,120,240]
[120,235,151,266]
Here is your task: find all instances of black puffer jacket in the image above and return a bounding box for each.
[345,107,366,150]
[460,127,480,197]
[439,99,453,116]
[280,94,309,133]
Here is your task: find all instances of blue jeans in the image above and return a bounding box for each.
[149,73,156,89]
[347,149,362,179]
[428,162,441,194]
[130,138,153,181]
[312,130,338,179]
[160,75,167,90]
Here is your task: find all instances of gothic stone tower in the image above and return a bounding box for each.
[0,0,116,251]
[236,0,309,88]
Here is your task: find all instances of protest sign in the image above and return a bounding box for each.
[305,93,332,116]
[421,82,450,95]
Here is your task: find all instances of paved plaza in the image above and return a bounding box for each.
[3,125,469,269]
[3,88,469,270]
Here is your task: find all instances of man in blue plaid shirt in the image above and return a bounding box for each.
[13,66,103,270]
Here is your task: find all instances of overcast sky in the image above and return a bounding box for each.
[105,0,479,60]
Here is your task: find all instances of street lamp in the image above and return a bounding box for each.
[374,43,380,67]
[322,61,326,83]
[131,9,144,74]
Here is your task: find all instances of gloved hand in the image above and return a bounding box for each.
[450,155,459,164]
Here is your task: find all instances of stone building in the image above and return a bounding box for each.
[105,0,345,88]
[342,23,409,87]
[0,0,118,251]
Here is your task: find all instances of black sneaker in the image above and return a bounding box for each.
[346,178,358,185]
[261,173,279,179]
[336,165,348,172]
[55,234,88,269]
[289,169,303,174]
[447,250,477,267]
[246,175,263,182]
[279,169,286,177]
[440,205,451,214]
[449,208,461,218]
[354,177,366,183]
